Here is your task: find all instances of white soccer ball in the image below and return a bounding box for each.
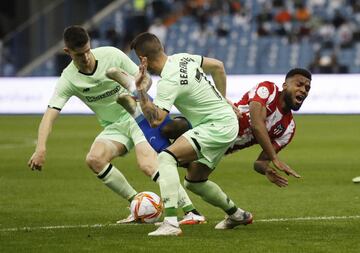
[130,191,163,223]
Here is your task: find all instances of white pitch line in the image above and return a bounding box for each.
[256,215,360,222]
[0,223,119,232]
[1,215,360,232]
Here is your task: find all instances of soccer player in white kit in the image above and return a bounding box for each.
[27,25,204,224]
[130,32,255,236]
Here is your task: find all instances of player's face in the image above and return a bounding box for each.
[65,42,93,69]
[135,51,156,74]
[283,74,311,111]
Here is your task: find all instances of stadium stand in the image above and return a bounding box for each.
[1,0,359,76]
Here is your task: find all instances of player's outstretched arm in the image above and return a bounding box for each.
[201,57,226,97]
[249,101,300,178]
[27,108,60,171]
[254,151,288,187]
[136,56,168,128]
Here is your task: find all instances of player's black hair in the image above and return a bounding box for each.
[63,25,90,49]
[285,68,312,80]
[130,32,163,60]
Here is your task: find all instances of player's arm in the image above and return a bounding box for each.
[201,56,242,117]
[201,57,226,96]
[254,147,289,187]
[249,101,300,178]
[27,108,60,171]
[135,56,168,128]
[106,67,152,93]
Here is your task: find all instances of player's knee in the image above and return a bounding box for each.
[137,161,155,177]
[136,144,157,177]
[85,153,107,173]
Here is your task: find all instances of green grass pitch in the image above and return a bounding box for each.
[0,115,359,253]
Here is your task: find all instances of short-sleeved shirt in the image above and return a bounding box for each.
[48,46,138,127]
[227,81,296,153]
[153,53,236,127]
[153,53,238,168]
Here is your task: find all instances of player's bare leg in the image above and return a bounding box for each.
[116,93,137,116]
[86,139,137,202]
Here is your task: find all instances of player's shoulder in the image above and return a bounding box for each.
[92,46,124,57]
[171,53,201,63]
[257,81,278,90]
[60,62,77,81]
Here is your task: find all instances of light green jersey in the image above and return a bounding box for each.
[154,53,236,127]
[48,46,138,127]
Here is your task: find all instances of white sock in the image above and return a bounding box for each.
[128,80,137,94]
[164,216,179,227]
[151,170,194,211]
[133,105,143,120]
[97,164,137,201]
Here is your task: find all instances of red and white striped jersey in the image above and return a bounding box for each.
[227,81,296,153]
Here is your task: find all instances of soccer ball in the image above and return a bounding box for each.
[130,191,163,223]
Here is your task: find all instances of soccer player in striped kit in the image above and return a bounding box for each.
[227,68,311,187]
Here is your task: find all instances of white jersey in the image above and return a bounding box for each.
[48,46,138,127]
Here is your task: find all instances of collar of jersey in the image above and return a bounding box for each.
[78,60,98,76]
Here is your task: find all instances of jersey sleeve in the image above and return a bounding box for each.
[114,48,139,76]
[153,78,179,112]
[48,75,74,110]
[249,81,276,106]
[191,54,203,67]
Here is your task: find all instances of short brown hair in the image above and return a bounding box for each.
[130,32,163,60]
[63,25,90,49]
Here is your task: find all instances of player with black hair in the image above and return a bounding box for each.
[226,68,311,189]
[28,25,204,225]
[109,67,311,189]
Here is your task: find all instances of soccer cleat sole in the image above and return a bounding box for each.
[179,219,207,225]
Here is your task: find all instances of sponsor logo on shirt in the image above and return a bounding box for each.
[273,124,285,135]
[85,86,120,102]
[257,86,269,99]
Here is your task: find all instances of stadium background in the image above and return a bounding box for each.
[0,1,359,253]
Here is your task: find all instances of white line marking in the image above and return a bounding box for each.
[256,215,360,222]
[0,138,36,149]
[1,215,359,232]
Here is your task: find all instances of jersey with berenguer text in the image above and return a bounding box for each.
[227,81,296,153]
[153,53,236,127]
[48,46,138,127]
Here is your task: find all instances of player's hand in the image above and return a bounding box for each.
[27,151,46,171]
[135,56,148,91]
[226,98,242,119]
[271,158,301,178]
[265,168,288,187]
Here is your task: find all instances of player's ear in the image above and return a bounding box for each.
[282,81,288,90]
[63,47,70,55]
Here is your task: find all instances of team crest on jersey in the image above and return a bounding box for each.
[257,86,269,99]
[273,124,285,135]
